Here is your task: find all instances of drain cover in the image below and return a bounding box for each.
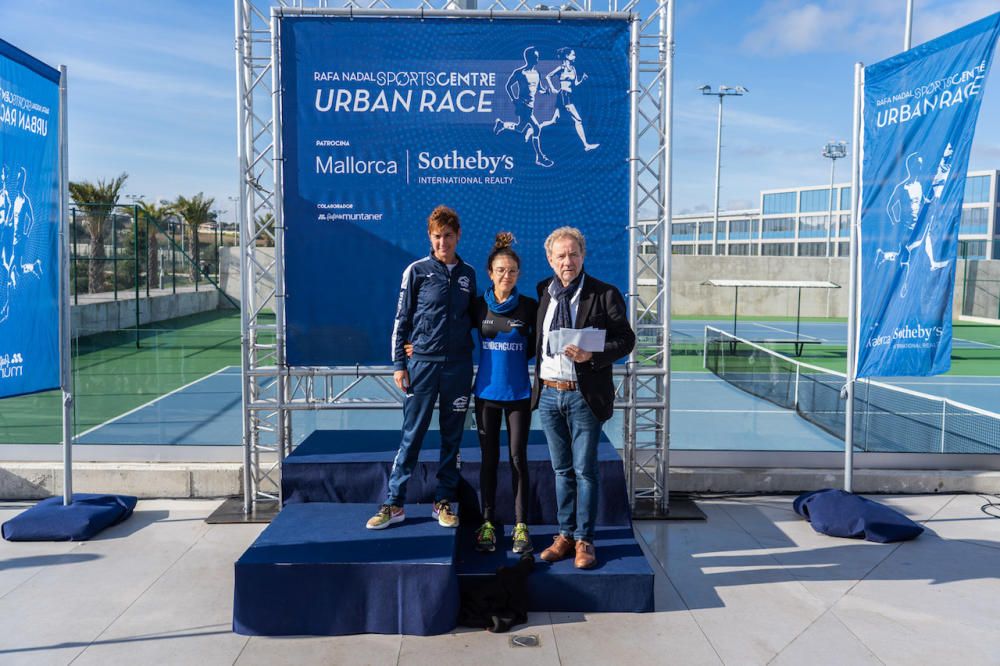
[509,634,540,648]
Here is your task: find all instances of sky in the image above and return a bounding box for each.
[3,0,999,221]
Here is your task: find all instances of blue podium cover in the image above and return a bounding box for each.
[457,524,654,613]
[281,429,631,527]
[234,503,460,636]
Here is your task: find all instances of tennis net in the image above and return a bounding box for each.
[704,326,1000,454]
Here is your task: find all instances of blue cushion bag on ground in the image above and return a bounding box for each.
[2,493,138,542]
[793,489,923,543]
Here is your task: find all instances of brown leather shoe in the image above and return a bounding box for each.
[540,534,576,562]
[574,540,596,569]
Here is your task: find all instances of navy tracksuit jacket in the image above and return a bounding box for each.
[387,253,477,506]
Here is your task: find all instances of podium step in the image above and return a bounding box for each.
[456,524,655,613]
[282,429,631,527]
[233,503,459,636]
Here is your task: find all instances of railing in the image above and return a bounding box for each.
[69,204,236,305]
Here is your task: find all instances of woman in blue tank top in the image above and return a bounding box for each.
[470,232,538,554]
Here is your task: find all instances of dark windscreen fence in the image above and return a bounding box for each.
[704,326,1000,455]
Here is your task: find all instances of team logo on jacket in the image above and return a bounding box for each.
[452,396,469,412]
[457,276,471,292]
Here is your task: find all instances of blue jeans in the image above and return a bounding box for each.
[538,386,602,543]
[387,360,472,507]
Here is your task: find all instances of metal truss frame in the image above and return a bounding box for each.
[234,0,674,516]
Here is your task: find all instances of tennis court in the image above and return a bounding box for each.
[70,360,1000,456]
[3,308,999,455]
[672,317,1000,350]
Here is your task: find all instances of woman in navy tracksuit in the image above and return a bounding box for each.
[367,205,476,531]
[470,232,538,553]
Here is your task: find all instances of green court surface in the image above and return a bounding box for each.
[0,309,262,445]
[3,310,997,445]
[661,318,1000,376]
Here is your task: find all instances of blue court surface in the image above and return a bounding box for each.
[74,367,1000,452]
[672,318,1000,350]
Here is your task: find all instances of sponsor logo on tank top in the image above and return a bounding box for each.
[482,340,525,352]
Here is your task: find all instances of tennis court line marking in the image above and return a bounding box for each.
[953,338,1000,350]
[747,321,823,341]
[76,366,237,439]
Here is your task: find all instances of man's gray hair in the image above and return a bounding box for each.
[544,226,586,257]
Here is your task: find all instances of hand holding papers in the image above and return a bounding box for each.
[548,327,606,355]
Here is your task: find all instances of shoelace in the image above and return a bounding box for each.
[513,525,528,541]
[478,523,495,541]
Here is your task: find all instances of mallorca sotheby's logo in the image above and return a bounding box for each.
[0,351,24,380]
[867,323,944,349]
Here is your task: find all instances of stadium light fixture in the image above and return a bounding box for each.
[822,140,848,257]
[700,84,748,255]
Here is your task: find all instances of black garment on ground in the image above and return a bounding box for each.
[794,489,924,543]
[475,397,532,524]
[457,553,535,633]
[455,476,484,527]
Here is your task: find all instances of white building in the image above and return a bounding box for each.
[670,169,1000,259]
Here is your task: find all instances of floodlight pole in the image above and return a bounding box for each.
[844,63,864,493]
[904,0,913,50]
[712,95,723,255]
[822,141,847,257]
[59,65,73,506]
[701,85,747,255]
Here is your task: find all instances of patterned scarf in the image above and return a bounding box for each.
[548,272,584,332]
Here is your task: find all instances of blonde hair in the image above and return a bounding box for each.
[544,226,586,257]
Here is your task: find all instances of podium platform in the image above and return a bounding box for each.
[234,503,459,636]
[281,429,630,527]
[456,524,654,613]
[234,428,654,636]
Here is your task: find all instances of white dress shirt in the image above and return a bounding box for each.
[539,275,585,382]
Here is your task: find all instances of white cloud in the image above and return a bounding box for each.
[741,0,998,56]
[70,58,232,101]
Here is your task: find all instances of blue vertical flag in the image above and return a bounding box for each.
[857,13,1000,378]
[0,39,61,399]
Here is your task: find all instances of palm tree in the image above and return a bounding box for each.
[173,193,215,281]
[138,201,171,287]
[69,173,128,293]
[256,212,275,247]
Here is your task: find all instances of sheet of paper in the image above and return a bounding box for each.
[551,327,606,353]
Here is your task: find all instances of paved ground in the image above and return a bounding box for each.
[1,494,998,665]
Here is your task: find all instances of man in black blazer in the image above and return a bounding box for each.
[531,226,635,569]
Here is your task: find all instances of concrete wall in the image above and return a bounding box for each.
[666,255,999,319]
[959,259,1000,318]
[221,246,999,320]
[2,462,999,498]
[72,289,222,338]
[221,246,275,312]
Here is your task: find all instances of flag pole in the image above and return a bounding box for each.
[58,65,73,506]
[844,61,863,493]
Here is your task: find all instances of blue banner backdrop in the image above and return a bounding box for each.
[279,16,630,366]
[857,13,1000,378]
[0,39,60,399]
